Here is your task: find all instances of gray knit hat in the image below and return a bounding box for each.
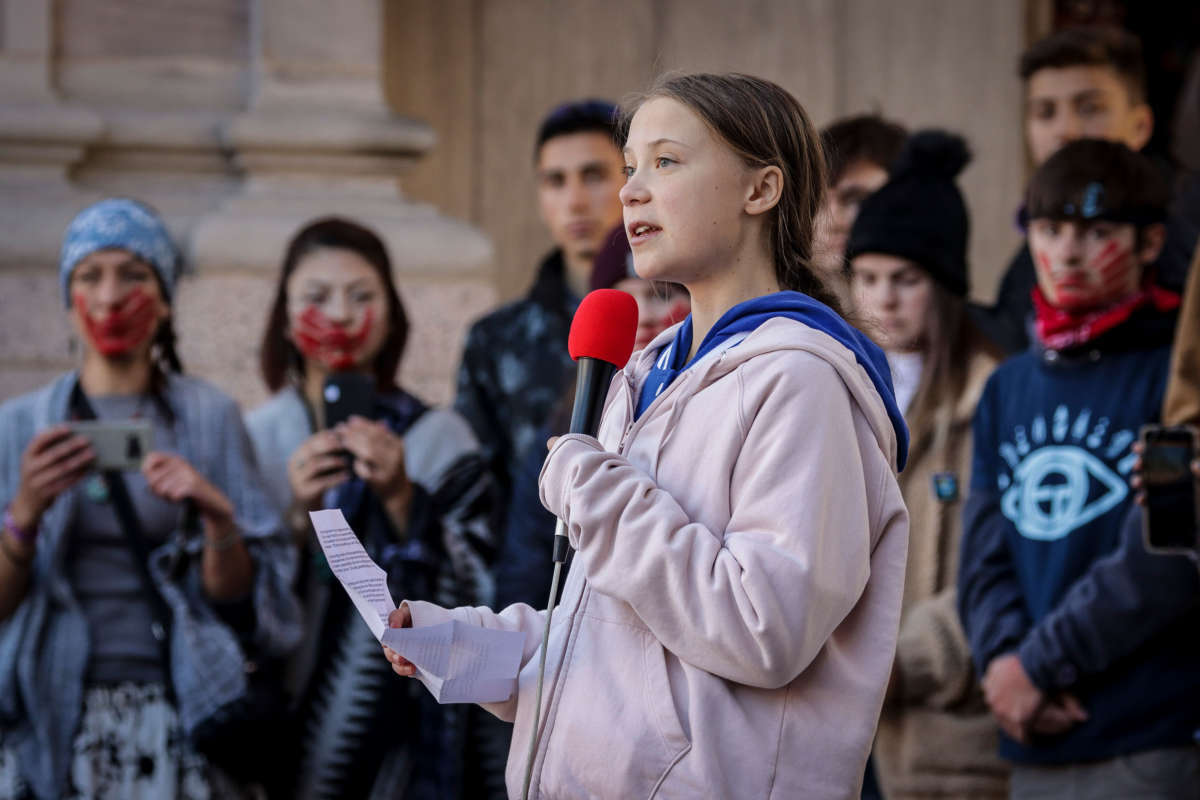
[58,198,179,308]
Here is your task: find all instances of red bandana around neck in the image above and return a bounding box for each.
[75,288,159,357]
[1032,280,1180,351]
[292,306,375,370]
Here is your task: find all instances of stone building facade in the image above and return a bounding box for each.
[0,0,494,410]
[1,0,1031,410]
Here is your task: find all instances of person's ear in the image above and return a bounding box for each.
[744,165,783,217]
[1137,222,1166,266]
[1128,103,1154,152]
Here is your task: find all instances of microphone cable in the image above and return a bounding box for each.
[520,518,569,800]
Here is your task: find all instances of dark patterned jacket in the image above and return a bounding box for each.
[246,387,499,799]
[454,250,579,516]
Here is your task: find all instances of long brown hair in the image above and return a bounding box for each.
[618,72,844,315]
[259,217,409,393]
[906,284,999,430]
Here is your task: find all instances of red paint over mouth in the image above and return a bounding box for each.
[76,289,158,357]
[293,306,375,370]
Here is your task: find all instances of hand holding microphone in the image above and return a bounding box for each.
[522,288,637,800]
[547,289,639,563]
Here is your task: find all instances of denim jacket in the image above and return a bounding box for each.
[0,372,302,799]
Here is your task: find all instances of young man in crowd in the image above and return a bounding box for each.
[971,26,1199,355]
[813,114,907,307]
[957,139,1200,799]
[449,99,624,800]
[454,99,624,509]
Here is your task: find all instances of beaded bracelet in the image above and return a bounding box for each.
[3,506,35,545]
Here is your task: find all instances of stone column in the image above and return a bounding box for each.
[0,0,494,409]
[190,0,493,407]
[0,0,104,395]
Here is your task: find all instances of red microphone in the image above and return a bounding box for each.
[565,288,638,436]
[552,289,638,563]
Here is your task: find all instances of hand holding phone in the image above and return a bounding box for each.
[1139,424,1200,555]
[288,429,352,509]
[10,424,95,529]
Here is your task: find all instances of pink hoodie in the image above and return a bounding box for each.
[407,316,909,799]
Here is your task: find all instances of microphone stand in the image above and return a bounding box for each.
[521,356,616,800]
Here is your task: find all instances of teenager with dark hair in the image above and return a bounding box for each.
[454,99,625,518]
[386,72,909,799]
[848,131,1007,799]
[958,140,1200,799]
[815,114,908,302]
[245,217,498,799]
[0,198,302,799]
[971,26,1199,356]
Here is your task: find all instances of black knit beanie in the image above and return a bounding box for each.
[844,130,972,297]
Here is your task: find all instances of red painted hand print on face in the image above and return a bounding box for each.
[75,288,159,357]
[292,305,375,370]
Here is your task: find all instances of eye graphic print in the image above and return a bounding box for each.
[1001,445,1128,541]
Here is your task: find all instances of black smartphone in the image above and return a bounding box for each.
[322,373,377,428]
[1140,424,1199,554]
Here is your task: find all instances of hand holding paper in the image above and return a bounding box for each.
[309,509,522,703]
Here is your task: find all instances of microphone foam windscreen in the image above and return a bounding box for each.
[568,288,639,367]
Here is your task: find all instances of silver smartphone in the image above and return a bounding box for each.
[67,420,154,472]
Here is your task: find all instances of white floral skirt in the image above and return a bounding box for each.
[0,683,243,800]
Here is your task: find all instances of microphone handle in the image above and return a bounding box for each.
[552,357,617,564]
[567,357,617,436]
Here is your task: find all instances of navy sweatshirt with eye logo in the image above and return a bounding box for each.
[957,308,1200,765]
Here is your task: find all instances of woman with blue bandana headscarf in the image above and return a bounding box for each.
[0,198,302,799]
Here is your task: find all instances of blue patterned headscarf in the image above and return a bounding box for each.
[58,198,179,308]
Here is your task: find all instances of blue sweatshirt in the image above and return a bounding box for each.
[957,313,1200,765]
[637,291,909,469]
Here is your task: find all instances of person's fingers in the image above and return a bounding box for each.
[40,464,93,497]
[382,647,415,676]
[156,475,190,503]
[140,451,175,477]
[388,606,412,628]
[311,431,345,456]
[29,434,92,474]
[302,454,348,480]
[1031,703,1076,735]
[546,436,559,451]
[338,427,371,459]
[144,458,182,488]
[1130,475,1142,490]
[353,457,374,484]
[310,470,351,494]
[45,444,95,480]
[1131,441,1143,455]
[146,469,183,499]
[1058,693,1088,721]
[27,425,78,457]
[1192,460,1200,479]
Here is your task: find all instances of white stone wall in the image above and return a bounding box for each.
[0,0,495,411]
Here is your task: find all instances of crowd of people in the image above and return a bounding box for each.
[0,23,1198,800]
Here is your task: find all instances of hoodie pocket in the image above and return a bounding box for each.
[538,616,690,798]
